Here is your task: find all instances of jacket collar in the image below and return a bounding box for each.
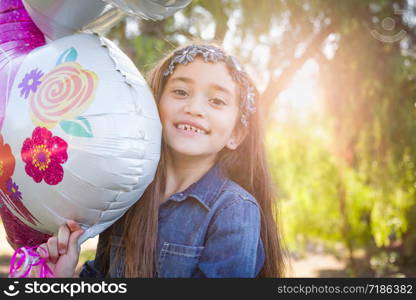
[167,163,228,210]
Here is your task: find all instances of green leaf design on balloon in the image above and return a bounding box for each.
[60,117,93,138]
[56,47,78,65]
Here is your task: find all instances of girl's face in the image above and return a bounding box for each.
[159,57,245,160]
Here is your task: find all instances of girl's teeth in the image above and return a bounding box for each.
[177,124,205,134]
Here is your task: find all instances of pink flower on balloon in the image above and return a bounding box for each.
[21,127,68,185]
[29,62,98,129]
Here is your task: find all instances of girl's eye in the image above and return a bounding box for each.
[210,98,227,106]
[173,89,188,97]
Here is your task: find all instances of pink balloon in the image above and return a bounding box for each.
[0,0,23,12]
[1,200,51,249]
[0,0,45,129]
[0,0,48,248]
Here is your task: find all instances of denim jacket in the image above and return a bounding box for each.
[80,164,265,278]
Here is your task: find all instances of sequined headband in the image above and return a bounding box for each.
[163,45,256,126]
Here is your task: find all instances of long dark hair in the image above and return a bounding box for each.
[100,42,286,277]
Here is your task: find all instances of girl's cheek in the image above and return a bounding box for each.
[158,101,170,121]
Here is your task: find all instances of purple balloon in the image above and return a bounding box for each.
[0,0,45,131]
[0,0,47,249]
[0,0,24,13]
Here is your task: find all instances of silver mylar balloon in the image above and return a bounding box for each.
[23,0,109,40]
[102,0,192,20]
[23,0,192,40]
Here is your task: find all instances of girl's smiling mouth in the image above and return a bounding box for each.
[174,121,210,135]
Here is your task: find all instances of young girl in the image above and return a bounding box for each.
[37,43,286,278]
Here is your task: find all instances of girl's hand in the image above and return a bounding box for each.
[37,220,84,278]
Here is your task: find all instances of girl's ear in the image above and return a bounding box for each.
[226,124,248,150]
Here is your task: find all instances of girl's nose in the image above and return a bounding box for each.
[183,97,206,118]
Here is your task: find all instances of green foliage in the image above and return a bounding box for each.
[266,120,343,252]
[267,118,375,251]
[132,35,173,73]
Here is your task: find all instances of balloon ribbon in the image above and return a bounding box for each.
[9,246,54,278]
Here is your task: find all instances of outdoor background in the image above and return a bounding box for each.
[1,0,416,277]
